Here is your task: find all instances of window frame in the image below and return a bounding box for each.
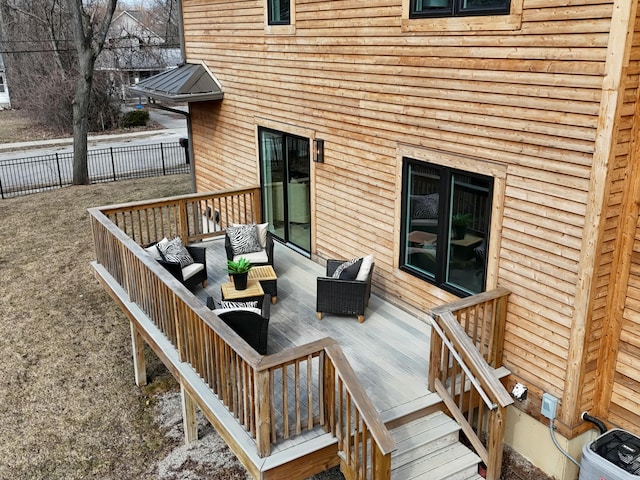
[399,157,494,297]
[409,0,510,19]
[401,0,522,33]
[265,0,295,34]
[267,0,290,26]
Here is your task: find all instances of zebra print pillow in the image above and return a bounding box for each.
[220,300,259,309]
[331,257,363,281]
[157,236,194,268]
[227,224,262,255]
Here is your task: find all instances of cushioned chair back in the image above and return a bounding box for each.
[218,310,269,355]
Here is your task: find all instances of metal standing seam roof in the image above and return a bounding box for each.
[128,63,224,102]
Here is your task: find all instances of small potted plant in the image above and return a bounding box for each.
[226,257,252,290]
[452,213,472,240]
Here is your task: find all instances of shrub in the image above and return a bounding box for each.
[122,110,150,128]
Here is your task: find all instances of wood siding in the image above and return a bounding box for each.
[593,15,640,434]
[183,0,640,436]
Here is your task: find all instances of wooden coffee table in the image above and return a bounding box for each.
[248,265,278,304]
[221,279,264,303]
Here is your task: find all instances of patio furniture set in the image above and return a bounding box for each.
[145,222,375,354]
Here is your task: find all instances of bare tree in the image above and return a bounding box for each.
[66,0,118,185]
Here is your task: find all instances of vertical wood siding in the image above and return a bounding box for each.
[182,0,631,433]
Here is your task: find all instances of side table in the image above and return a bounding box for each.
[221,279,264,304]
[248,265,278,304]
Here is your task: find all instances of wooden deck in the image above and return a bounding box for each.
[90,190,511,479]
[194,238,434,417]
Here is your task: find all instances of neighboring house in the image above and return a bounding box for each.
[97,10,181,100]
[0,53,11,109]
[131,0,640,479]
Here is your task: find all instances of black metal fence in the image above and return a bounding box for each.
[0,142,189,199]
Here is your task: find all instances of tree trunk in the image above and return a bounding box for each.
[67,0,119,185]
[72,53,93,185]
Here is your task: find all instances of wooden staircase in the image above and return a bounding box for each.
[370,394,484,480]
[387,411,483,480]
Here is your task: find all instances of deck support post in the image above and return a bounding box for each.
[130,321,147,386]
[181,383,198,443]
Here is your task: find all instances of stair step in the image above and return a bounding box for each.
[391,412,461,469]
[380,392,443,426]
[391,442,481,480]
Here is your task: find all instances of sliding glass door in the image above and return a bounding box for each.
[259,128,311,253]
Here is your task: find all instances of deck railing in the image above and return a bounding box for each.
[428,289,512,480]
[88,187,394,480]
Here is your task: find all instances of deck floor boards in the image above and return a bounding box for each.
[195,237,433,415]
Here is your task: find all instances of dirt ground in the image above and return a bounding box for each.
[0,113,556,479]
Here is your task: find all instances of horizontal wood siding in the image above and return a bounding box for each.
[612,226,640,432]
[183,0,622,428]
[607,23,640,434]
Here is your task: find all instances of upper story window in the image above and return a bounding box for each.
[400,158,493,296]
[0,75,5,93]
[268,0,290,25]
[410,0,509,18]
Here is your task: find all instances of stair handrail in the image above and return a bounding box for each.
[431,311,513,408]
[324,343,395,479]
[428,303,513,480]
[429,318,497,410]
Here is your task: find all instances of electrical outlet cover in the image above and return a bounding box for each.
[541,393,558,420]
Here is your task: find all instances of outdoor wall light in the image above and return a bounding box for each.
[313,138,324,163]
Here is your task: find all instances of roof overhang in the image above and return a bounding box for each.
[128,62,223,103]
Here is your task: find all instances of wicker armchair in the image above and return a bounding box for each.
[316,259,374,323]
[207,295,271,355]
[146,242,208,290]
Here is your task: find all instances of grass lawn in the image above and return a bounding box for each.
[0,175,198,479]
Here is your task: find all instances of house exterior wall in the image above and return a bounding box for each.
[606,17,640,435]
[587,15,640,437]
[183,0,640,448]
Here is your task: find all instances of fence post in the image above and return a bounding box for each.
[0,175,4,199]
[55,153,63,187]
[160,143,166,175]
[110,147,117,182]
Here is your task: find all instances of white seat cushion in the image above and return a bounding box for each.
[182,262,204,281]
[234,250,269,264]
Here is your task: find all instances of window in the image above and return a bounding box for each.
[268,0,290,25]
[0,75,4,93]
[400,158,493,296]
[410,0,509,18]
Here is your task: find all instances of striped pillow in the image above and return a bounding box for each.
[227,224,262,255]
[220,300,259,309]
[157,236,194,268]
[331,257,363,280]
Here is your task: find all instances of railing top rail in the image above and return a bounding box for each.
[324,343,396,455]
[93,185,260,214]
[434,312,513,408]
[89,206,265,366]
[428,286,510,316]
[256,337,337,370]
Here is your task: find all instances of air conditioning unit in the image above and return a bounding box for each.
[579,428,640,480]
